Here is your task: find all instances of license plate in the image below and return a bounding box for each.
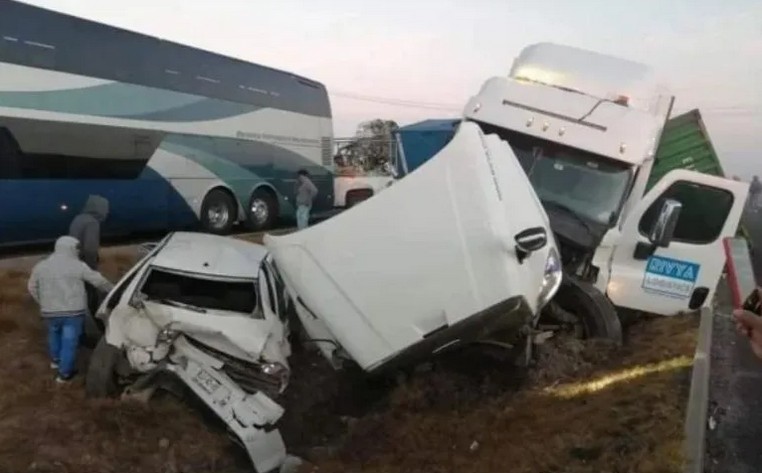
[193,369,221,394]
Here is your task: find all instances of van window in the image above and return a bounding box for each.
[638,180,734,244]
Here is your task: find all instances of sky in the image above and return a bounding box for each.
[19,0,762,178]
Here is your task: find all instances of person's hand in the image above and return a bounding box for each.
[733,309,762,360]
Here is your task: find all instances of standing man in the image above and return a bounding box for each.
[68,194,109,319]
[28,236,114,382]
[294,169,318,230]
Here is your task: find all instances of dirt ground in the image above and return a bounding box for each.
[0,239,698,473]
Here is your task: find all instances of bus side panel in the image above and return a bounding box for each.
[164,133,333,222]
[0,167,197,246]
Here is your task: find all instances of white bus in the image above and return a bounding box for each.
[0,0,334,246]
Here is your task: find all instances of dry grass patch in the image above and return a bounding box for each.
[0,248,236,473]
[310,315,698,473]
[0,238,700,473]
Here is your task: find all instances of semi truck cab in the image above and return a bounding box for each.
[462,43,747,329]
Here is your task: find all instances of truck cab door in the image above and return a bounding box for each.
[606,169,748,315]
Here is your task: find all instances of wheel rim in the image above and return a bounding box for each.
[250,199,269,225]
[207,204,230,229]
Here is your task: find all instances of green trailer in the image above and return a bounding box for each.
[650,108,750,243]
[648,109,726,191]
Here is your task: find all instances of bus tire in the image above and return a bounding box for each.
[247,188,277,231]
[200,189,236,235]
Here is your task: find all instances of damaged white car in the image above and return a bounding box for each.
[86,232,292,472]
[87,122,563,472]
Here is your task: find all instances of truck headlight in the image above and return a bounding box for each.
[537,247,563,309]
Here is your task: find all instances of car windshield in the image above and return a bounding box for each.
[140,267,259,316]
[477,122,633,226]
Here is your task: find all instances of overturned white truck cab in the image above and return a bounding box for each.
[265,121,562,373]
[88,122,562,472]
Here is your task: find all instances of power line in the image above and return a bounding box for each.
[329,89,762,117]
[328,90,461,111]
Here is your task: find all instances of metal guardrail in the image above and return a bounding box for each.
[683,307,713,473]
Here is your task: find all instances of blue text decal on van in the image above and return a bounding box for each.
[642,255,700,299]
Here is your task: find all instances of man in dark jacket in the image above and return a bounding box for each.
[68,195,109,318]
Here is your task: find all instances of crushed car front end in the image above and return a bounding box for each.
[90,232,291,473]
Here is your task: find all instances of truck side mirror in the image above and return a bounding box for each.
[648,199,682,248]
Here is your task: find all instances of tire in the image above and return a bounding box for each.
[80,286,104,348]
[200,189,237,235]
[551,277,623,344]
[247,188,278,231]
[81,313,102,348]
[85,336,121,398]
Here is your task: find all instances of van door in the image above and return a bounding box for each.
[606,169,748,315]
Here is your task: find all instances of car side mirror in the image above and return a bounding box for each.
[514,226,548,263]
[648,198,682,248]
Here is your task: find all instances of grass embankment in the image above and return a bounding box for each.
[309,315,697,473]
[0,237,698,472]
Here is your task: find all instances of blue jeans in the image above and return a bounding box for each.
[46,315,85,377]
[296,205,311,230]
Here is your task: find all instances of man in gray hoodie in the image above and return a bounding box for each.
[28,236,114,382]
[68,195,109,318]
[294,169,318,230]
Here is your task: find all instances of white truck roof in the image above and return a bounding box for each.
[510,42,670,115]
[464,43,674,165]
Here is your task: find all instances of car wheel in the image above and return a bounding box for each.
[85,336,122,398]
[80,313,103,348]
[247,188,277,231]
[200,189,237,234]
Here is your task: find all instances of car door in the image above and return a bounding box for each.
[606,169,748,315]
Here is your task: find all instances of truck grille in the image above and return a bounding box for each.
[186,337,286,398]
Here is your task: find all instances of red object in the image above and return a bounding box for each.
[723,237,756,310]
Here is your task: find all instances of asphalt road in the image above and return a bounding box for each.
[705,210,762,473]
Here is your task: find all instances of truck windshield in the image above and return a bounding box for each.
[477,123,633,226]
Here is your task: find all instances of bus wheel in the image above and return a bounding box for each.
[200,189,236,234]
[247,188,277,231]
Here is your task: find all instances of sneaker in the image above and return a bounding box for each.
[55,372,76,384]
[50,361,59,370]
